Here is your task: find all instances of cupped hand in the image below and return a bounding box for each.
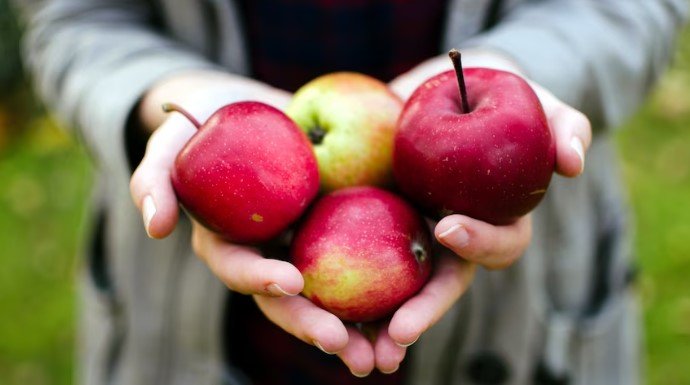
[390,48,592,270]
[130,53,593,377]
[254,247,476,376]
[129,69,302,297]
[290,50,594,376]
[130,70,292,238]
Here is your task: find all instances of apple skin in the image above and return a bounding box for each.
[286,72,403,192]
[290,186,432,323]
[171,101,319,244]
[393,69,556,225]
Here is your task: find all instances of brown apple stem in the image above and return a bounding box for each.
[448,49,470,114]
[162,102,201,129]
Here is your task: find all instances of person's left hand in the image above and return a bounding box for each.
[315,49,588,375]
[389,48,590,269]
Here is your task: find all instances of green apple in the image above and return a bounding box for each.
[286,72,403,192]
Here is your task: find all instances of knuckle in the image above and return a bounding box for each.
[145,126,166,151]
[237,259,260,289]
[574,111,591,133]
[232,249,267,293]
[575,110,589,124]
[190,229,206,258]
[130,167,157,198]
[485,255,518,270]
[129,168,146,196]
[456,244,484,263]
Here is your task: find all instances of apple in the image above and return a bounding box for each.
[166,101,319,244]
[393,50,556,225]
[290,186,432,322]
[286,72,403,192]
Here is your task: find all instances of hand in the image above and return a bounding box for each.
[308,51,593,376]
[129,70,303,297]
[130,69,292,238]
[254,247,476,376]
[390,49,591,270]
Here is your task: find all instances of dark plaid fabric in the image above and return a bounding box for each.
[236,0,449,91]
[225,294,408,385]
[227,1,448,383]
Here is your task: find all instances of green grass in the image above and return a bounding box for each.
[0,30,689,385]
[0,116,92,385]
[616,31,690,382]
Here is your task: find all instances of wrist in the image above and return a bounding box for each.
[458,47,526,77]
[138,70,290,133]
[390,48,527,101]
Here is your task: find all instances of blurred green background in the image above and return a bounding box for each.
[1,3,689,385]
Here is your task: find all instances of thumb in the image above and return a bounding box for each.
[530,83,592,178]
[129,115,196,238]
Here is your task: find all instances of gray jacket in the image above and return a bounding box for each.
[20,0,687,384]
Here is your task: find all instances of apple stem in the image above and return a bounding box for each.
[162,102,201,129]
[308,125,327,145]
[412,243,427,264]
[448,49,470,114]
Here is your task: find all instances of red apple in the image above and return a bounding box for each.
[290,186,432,322]
[393,50,555,224]
[167,101,319,244]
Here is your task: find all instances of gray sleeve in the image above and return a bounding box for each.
[462,0,687,129]
[19,0,219,169]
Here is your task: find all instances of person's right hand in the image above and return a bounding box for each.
[129,69,305,297]
[128,70,380,374]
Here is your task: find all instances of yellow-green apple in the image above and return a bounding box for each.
[290,186,432,322]
[393,50,556,224]
[166,101,319,244]
[286,72,403,192]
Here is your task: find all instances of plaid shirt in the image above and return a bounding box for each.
[236,0,448,91]
[226,294,408,385]
[228,1,447,383]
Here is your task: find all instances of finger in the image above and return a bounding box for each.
[374,322,407,374]
[434,214,531,270]
[389,55,452,100]
[262,88,293,110]
[193,222,304,296]
[337,326,376,378]
[388,254,475,346]
[532,85,592,178]
[549,103,591,177]
[129,116,196,238]
[254,294,349,355]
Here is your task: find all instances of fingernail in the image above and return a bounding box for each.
[570,137,585,174]
[380,365,400,375]
[142,195,156,237]
[438,224,469,248]
[351,369,371,378]
[395,336,419,348]
[266,283,297,297]
[313,340,336,355]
